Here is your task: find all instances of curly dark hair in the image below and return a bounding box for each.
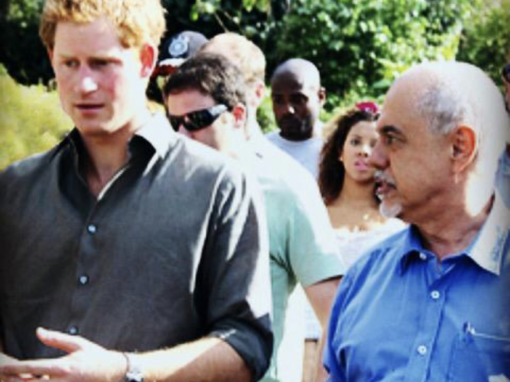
[318,107,378,205]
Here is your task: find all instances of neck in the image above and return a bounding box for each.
[280,131,313,141]
[221,131,251,160]
[416,193,493,260]
[81,108,151,196]
[332,176,377,208]
[246,117,264,141]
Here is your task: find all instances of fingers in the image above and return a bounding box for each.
[36,328,88,354]
[2,373,46,382]
[0,359,66,380]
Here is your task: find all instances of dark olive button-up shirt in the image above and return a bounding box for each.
[0,113,273,379]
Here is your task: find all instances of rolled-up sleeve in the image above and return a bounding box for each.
[202,167,273,380]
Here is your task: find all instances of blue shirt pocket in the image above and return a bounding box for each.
[448,323,510,382]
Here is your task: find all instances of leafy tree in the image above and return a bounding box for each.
[0,0,51,85]
[269,0,471,110]
[0,65,72,169]
[457,0,510,83]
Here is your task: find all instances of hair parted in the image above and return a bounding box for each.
[40,0,166,50]
[319,107,378,205]
[162,52,247,111]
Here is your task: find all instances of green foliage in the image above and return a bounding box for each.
[0,66,72,169]
[1,0,507,166]
[270,0,469,110]
[0,0,52,85]
[258,88,276,132]
[457,0,510,83]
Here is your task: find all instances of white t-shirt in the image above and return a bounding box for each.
[266,130,323,179]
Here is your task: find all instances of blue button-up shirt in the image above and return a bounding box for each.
[496,149,510,208]
[325,195,510,382]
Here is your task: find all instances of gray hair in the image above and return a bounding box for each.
[417,81,467,135]
[411,61,509,175]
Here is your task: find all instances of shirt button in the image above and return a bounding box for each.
[430,290,440,300]
[419,253,427,261]
[417,345,427,355]
[87,224,97,234]
[78,275,89,285]
[68,326,79,335]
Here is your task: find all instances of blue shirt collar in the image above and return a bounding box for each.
[469,193,509,275]
[500,150,510,176]
[399,194,509,276]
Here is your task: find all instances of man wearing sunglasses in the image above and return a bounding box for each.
[199,33,344,382]
[163,52,344,382]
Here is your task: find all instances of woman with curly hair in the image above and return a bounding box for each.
[319,102,405,269]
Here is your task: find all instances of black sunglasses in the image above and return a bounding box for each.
[168,104,228,132]
[502,64,510,83]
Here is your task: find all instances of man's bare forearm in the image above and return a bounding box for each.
[305,276,341,329]
[0,331,252,382]
[135,337,252,382]
[313,331,329,382]
[305,276,342,382]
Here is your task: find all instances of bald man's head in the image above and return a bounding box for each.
[373,61,508,221]
[270,58,325,141]
[271,58,321,89]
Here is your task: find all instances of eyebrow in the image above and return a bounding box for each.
[380,125,404,137]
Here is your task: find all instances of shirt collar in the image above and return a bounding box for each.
[500,150,510,176]
[51,112,177,161]
[398,194,509,276]
[133,112,177,159]
[397,226,428,275]
[469,193,509,275]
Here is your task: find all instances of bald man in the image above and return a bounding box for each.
[266,58,326,178]
[325,62,510,382]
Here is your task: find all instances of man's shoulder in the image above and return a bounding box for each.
[169,136,259,204]
[0,147,59,185]
[265,130,280,141]
[173,135,247,179]
[254,138,317,188]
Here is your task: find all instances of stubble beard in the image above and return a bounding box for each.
[379,199,403,219]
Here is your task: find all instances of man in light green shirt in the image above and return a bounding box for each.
[164,51,344,382]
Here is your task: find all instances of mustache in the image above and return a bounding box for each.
[374,170,396,187]
[279,114,302,124]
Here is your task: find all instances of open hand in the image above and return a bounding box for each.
[0,328,126,382]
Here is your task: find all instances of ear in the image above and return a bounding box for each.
[318,87,326,106]
[139,43,157,78]
[231,103,247,129]
[253,80,266,107]
[450,125,477,174]
[47,48,54,67]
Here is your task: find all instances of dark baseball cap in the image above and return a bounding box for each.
[158,31,208,68]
